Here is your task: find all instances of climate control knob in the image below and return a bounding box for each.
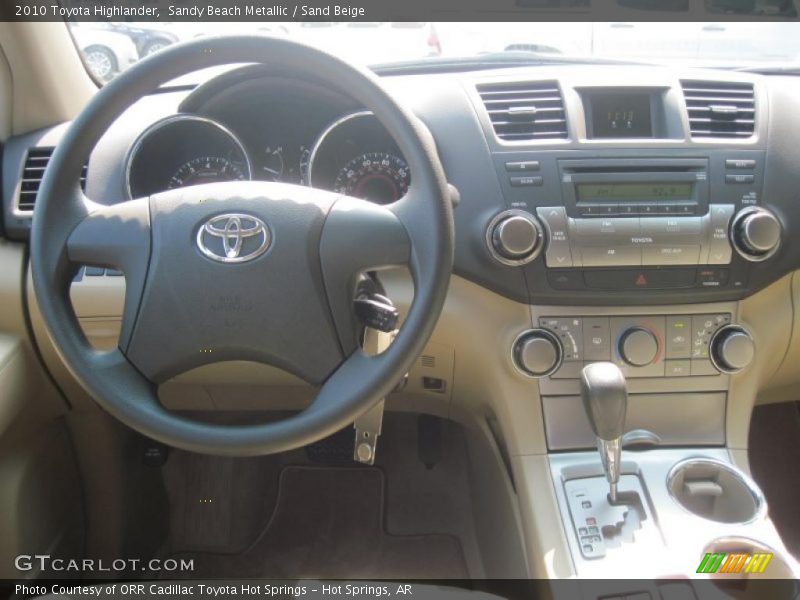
[710,325,755,373]
[487,210,543,265]
[731,207,781,262]
[619,327,659,367]
[513,329,562,378]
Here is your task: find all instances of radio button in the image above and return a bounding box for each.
[617,204,637,216]
[578,245,641,267]
[674,203,697,215]
[708,246,732,264]
[510,175,543,187]
[642,244,701,265]
[505,160,540,172]
[725,159,756,170]
[705,205,735,265]
[597,204,617,216]
[577,204,602,217]
[537,207,574,268]
[725,174,755,185]
[575,217,640,238]
[640,216,701,236]
[637,203,659,215]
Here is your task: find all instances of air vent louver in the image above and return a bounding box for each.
[681,80,755,139]
[18,147,87,211]
[478,81,568,141]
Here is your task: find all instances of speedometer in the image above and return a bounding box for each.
[333,152,410,204]
[168,156,247,189]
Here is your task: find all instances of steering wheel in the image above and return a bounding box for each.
[30,36,454,456]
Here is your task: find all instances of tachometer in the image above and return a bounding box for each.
[333,152,410,204]
[168,156,247,189]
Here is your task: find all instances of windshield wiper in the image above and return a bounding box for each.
[372,51,653,76]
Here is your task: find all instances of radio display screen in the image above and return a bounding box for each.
[576,182,693,202]
[589,93,653,138]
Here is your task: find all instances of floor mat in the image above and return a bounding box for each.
[748,402,800,560]
[166,466,469,579]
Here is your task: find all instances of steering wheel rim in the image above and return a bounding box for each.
[30,36,454,457]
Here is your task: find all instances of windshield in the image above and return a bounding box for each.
[67,21,800,83]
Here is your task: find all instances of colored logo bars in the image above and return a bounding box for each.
[697,552,773,574]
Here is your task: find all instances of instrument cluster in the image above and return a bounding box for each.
[126,83,410,206]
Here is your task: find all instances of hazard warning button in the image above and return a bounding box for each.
[584,269,696,290]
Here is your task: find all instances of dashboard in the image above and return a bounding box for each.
[5,59,800,459]
[8,51,800,585]
[125,71,410,205]
[3,63,800,312]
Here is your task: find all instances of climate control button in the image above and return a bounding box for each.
[619,327,659,367]
[513,329,563,378]
[710,325,755,373]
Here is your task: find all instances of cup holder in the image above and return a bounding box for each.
[667,458,765,524]
[703,537,796,580]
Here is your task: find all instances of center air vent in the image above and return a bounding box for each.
[681,80,755,139]
[18,147,87,211]
[477,81,567,141]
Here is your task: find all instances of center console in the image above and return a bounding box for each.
[470,73,799,584]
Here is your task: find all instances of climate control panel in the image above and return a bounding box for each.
[514,312,754,381]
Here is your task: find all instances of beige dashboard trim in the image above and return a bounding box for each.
[729,273,795,450]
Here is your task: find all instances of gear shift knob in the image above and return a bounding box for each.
[580,362,628,502]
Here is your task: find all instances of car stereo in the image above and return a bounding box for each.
[529,158,712,268]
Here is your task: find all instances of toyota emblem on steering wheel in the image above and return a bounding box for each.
[196,213,271,263]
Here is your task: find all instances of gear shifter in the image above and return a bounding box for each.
[580,362,628,502]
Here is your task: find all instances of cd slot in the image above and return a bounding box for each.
[560,158,708,173]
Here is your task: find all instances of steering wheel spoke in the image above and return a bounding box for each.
[67,197,151,350]
[320,195,410,353]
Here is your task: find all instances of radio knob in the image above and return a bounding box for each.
[710,325,755,373]
[732,207,781,261]
[619,327,659,367]
[489,212,543,264]
[513,329,562,378]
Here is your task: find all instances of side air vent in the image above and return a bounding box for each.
[681,80,756,139]
[17,147,88,211]
[477,81,568,141]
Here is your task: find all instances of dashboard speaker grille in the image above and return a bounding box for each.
[681,80,755,139]
[17,147,87,212]
[477,81,568,141]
